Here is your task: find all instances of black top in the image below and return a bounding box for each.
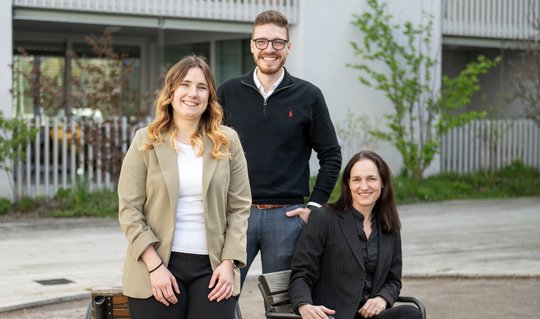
[353,212,380,304]
[217,68,341,205]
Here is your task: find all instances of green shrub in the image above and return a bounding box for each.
[394,161,540,204]
[0,198,12,215]
[54,188,71,200]
[16,196,37,212]
[50,188,118,218]
[4,161,539,218]
[321,161,540,205]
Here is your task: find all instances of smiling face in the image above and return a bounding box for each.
[171,67,209,124]
[251,23,291,75]
[349,159,383,214]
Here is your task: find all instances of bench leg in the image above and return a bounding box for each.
[83,301,93,319]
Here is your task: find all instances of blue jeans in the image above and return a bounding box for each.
[240,204,305,287]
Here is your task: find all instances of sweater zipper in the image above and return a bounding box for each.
[241,81,268,116]
[241,81,294,117]
[263,84,294,116]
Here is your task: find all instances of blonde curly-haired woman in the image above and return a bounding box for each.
[118,55,251,319]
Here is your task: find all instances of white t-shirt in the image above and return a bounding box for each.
[171,141,208,255]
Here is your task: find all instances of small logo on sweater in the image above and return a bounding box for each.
[289,111,293,118]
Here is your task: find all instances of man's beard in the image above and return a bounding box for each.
[255,55,286,75]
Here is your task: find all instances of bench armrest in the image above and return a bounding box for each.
[397,295,426,319]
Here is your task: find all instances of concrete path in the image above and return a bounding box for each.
[0,197,538,313]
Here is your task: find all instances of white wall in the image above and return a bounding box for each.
[287,0,442,176]
[1,0,14,200]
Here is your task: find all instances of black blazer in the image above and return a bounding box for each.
[289,207,402,319]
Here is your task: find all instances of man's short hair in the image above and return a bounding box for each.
[253,10,289,39]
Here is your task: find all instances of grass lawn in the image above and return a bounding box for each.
[1,161,539,217]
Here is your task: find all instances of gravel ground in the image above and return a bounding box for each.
[2,277,539,319]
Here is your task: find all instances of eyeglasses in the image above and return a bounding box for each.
[252,38,289,50]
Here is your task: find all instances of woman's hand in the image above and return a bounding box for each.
[141,246,180,307]
[358,296,387,318]
[298,304,336,319]
[149,265,180,306]
[207,260,235,301]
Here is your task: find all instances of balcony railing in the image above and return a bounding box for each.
[443,0,540,40]
[13,0,298,24]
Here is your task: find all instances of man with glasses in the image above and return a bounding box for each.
[217,10,341,287]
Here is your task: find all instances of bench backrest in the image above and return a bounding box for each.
[258,270,301,318]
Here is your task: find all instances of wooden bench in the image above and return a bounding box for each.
[258,270,426,319]
[86,286,130,319]
[84,286,243,319]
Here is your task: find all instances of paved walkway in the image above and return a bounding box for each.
[0,197,539,313]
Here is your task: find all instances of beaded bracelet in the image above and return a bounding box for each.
[149,261,163,273]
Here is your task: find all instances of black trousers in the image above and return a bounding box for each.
[354,305,422,319]
[128,252,237,319]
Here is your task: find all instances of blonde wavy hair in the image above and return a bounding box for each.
[143,55,230,158]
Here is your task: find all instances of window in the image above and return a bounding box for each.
[215,39,254,84]
[12,42,141,118]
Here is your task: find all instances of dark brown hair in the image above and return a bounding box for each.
[253,10,289,39]
[328,150,401,233]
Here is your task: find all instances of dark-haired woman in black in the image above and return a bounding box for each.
[289,151,422,319]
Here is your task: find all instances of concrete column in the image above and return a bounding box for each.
[0,0,14,200]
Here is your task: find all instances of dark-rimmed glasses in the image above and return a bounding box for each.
[252,38,289,50]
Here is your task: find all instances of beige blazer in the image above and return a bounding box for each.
[118,125,251,298]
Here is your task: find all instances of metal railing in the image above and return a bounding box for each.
[13,0,299,23]
[440,119,540,173]
[13,116,149,198]
[443,0,540,40]
[13,117,540,198]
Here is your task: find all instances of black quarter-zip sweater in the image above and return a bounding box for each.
[217,68,342,205]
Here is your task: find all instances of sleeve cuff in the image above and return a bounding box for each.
[307,202,321,208]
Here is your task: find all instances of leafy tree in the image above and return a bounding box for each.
[71,27,144,118]
[349,0,500,178]
[12,28,152,190]
[69,28,148,184]
[0,112,38,198]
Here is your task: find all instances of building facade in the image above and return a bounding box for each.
[1,0,537,199]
